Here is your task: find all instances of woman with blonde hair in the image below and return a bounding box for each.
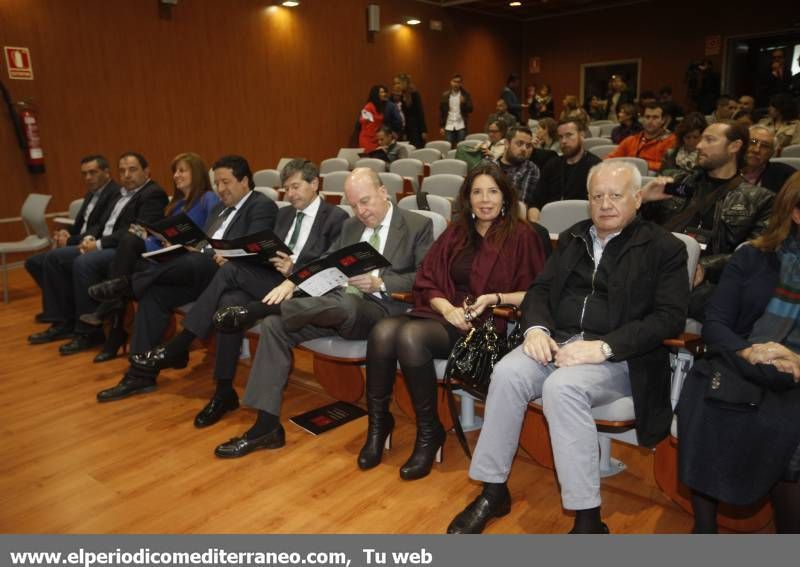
[392,73,427,148]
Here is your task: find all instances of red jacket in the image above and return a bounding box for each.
[358,102,383,153]
[606,131,676,172]
[412,220,546,334]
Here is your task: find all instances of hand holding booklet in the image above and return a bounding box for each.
[288,241,390,296]
[139,213,292,263]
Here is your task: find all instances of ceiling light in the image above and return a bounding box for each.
[281,1,299,6]
[406,18,421,25]
[509,1,522,6]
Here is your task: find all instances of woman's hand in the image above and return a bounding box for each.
[443,306,472,332]
[262,280,296,305]
[467,294,497,318]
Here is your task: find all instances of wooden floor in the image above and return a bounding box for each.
[0,267,703,534]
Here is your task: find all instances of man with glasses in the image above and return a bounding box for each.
[742,125,795,193]
[528,118,601,222]
[447,160,689,534]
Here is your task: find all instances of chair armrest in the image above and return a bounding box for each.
[492,306,519,320]
[391,291,414,304]
[663,332,705,357]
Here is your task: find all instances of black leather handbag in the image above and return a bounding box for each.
[443,305,522,457]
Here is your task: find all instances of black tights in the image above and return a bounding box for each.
[366,316,457,409]
[691,481,800,533]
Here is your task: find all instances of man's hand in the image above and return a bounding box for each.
[554,340,606,367]
[443,306,471,332]
[212,254,228,267]
[772,358,800,381]
[347,274,380,294]
[641,176,675,203]
[79,236,97,254]
[262,279,296,305]
[523,329,559,364]
[53,229,70,248]
[692,264,705,288]
[269,251,295,277]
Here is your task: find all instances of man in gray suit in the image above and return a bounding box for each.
[214,167,435,458]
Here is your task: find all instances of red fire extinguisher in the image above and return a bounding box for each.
[15,102,45,174]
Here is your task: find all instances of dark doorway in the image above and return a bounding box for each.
[726,32,800,109]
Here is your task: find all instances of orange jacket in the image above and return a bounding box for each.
[605,131,676,172]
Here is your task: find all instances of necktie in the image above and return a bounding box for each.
[287,211,305,251]
[207,206,235,237]
[346,225,382,296]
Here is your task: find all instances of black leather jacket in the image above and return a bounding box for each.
[642,170,774,283]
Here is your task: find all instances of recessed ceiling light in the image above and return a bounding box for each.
[509,1,522,6]
[281,1,299,6]
[406,18,421,25]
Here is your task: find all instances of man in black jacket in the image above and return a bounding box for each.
[447,161,689,535]
[28,152,168,353]
[742,124,795,193]
[25,154,120,322]
[439,74,473,145]
[95,155,278,402]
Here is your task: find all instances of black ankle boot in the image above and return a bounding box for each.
[94,315,128,363]
[358,412,395,470]
[398,365,446,480]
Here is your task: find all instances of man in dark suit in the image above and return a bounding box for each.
[28,152,168,353]
[98,160,347,429]
[96,154,278,402]
[211,167,434,458]
[742,124,796,193]
[25,154,120,323]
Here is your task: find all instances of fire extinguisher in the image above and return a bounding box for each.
[0,80,45,174]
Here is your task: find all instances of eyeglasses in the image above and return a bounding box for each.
[749,138,773,150]
[488,128,500,133]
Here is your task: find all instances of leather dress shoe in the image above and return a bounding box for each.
[447,490,512,534]
[213,303,271,333]
[569,522,610,534]
[97,376,157,402]
[59,333,104,355]
[129,346,189,372]
[28,324,74,344]
[88,276,132,303]
[214,425,285,458]
[194,394,240,428]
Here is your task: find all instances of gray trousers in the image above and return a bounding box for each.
[242,290,390,415]
[469,344,631,511]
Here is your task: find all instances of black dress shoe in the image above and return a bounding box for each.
[568,522,610,534]
[214,426,286,458]
[97,376,157,402]
[28,324,74,344]
[79,299,124,327]
[447,490,512,534]
[129,346,189,372]
[213,302,273,333]
[58,333,104,355]
[194,394,240,428]
[88,276,132,303]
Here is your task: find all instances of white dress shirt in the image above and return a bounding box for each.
[287,195,321,263]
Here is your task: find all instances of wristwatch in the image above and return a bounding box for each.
[600,341,614,360]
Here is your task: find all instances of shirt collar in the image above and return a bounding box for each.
[297,194,322,218]
[121,178,150,197]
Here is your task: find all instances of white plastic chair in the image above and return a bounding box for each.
[446,149,458,160]
[354,158,387,173]
[583,137,615,150]
[408,209,448,240]
[321,171,350,193]
[398,194,453,222]
[254,186,279,201]
[378,172,404,198]
[588,125,601,138]
[320,158,349,175]
[771,157,800,171]
[537,200,590,237]
[465,133,489,143]
[409,148,442,164]
[0,194,52,303]
[606,157,649,176]
[275,200,292,209]
[425,140,452,155]
[389,159,424,192]
[429,159,468,177]
[589,144,618,159]
[68,198,84,219]
[599,123,616,138]
[336,148,364,169]
[781,145,800,158]
[253,169,281,188]
[276,158,293,172]
[420,174,464,200]
[589,120,613,127]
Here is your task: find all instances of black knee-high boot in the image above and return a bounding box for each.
[399,363,445,480]
[358,355,396,470]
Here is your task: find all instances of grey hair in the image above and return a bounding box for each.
[749,124,776,137]
[586,160,642,194]
[280,159,319,185]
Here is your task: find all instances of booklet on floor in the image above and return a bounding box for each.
[289,401,367,436]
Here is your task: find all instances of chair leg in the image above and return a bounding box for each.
[2,252,8,304]
[453,389,483,432]
[598,434,626,478]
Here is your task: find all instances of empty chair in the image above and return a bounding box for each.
[252,168,281,188]
[447,149,458,159]
[425,140,452,155]
[378,172,404,197]
[354,158,387,173]
[583,137,615,150]
[336,148,364,168]
[599,123,616,138]
[588,144,618,159]
[465,133,489,143]
[589,120,613,127]
[0,193,52,303]
[606,156,648,176]
[320,158,349,174]
[254,186,279,201]
[430,159,468,177]
[398,194,452,222]
[771,156,800,171]
[68,198,84,219]
[389,158,424,192]
[588,125,601,138]
[321,170,350,193]
[538,199,590,235]
[276,158,293,172]
[408,209,448,239]
[781,144,800,158]
[420,173,464,200]
[409,148,442,164]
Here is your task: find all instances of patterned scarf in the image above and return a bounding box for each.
[749,235,800,352]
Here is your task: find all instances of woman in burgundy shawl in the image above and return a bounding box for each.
[358,163,546,480]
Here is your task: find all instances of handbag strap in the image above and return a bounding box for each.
[444,367,474,459]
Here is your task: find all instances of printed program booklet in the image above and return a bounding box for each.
[288,241,390,296]
[289,401,367,436]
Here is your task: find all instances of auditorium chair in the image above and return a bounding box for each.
[430,159,468,177]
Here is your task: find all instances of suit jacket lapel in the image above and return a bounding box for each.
[380,208,406,264]
[275,205,295,240]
